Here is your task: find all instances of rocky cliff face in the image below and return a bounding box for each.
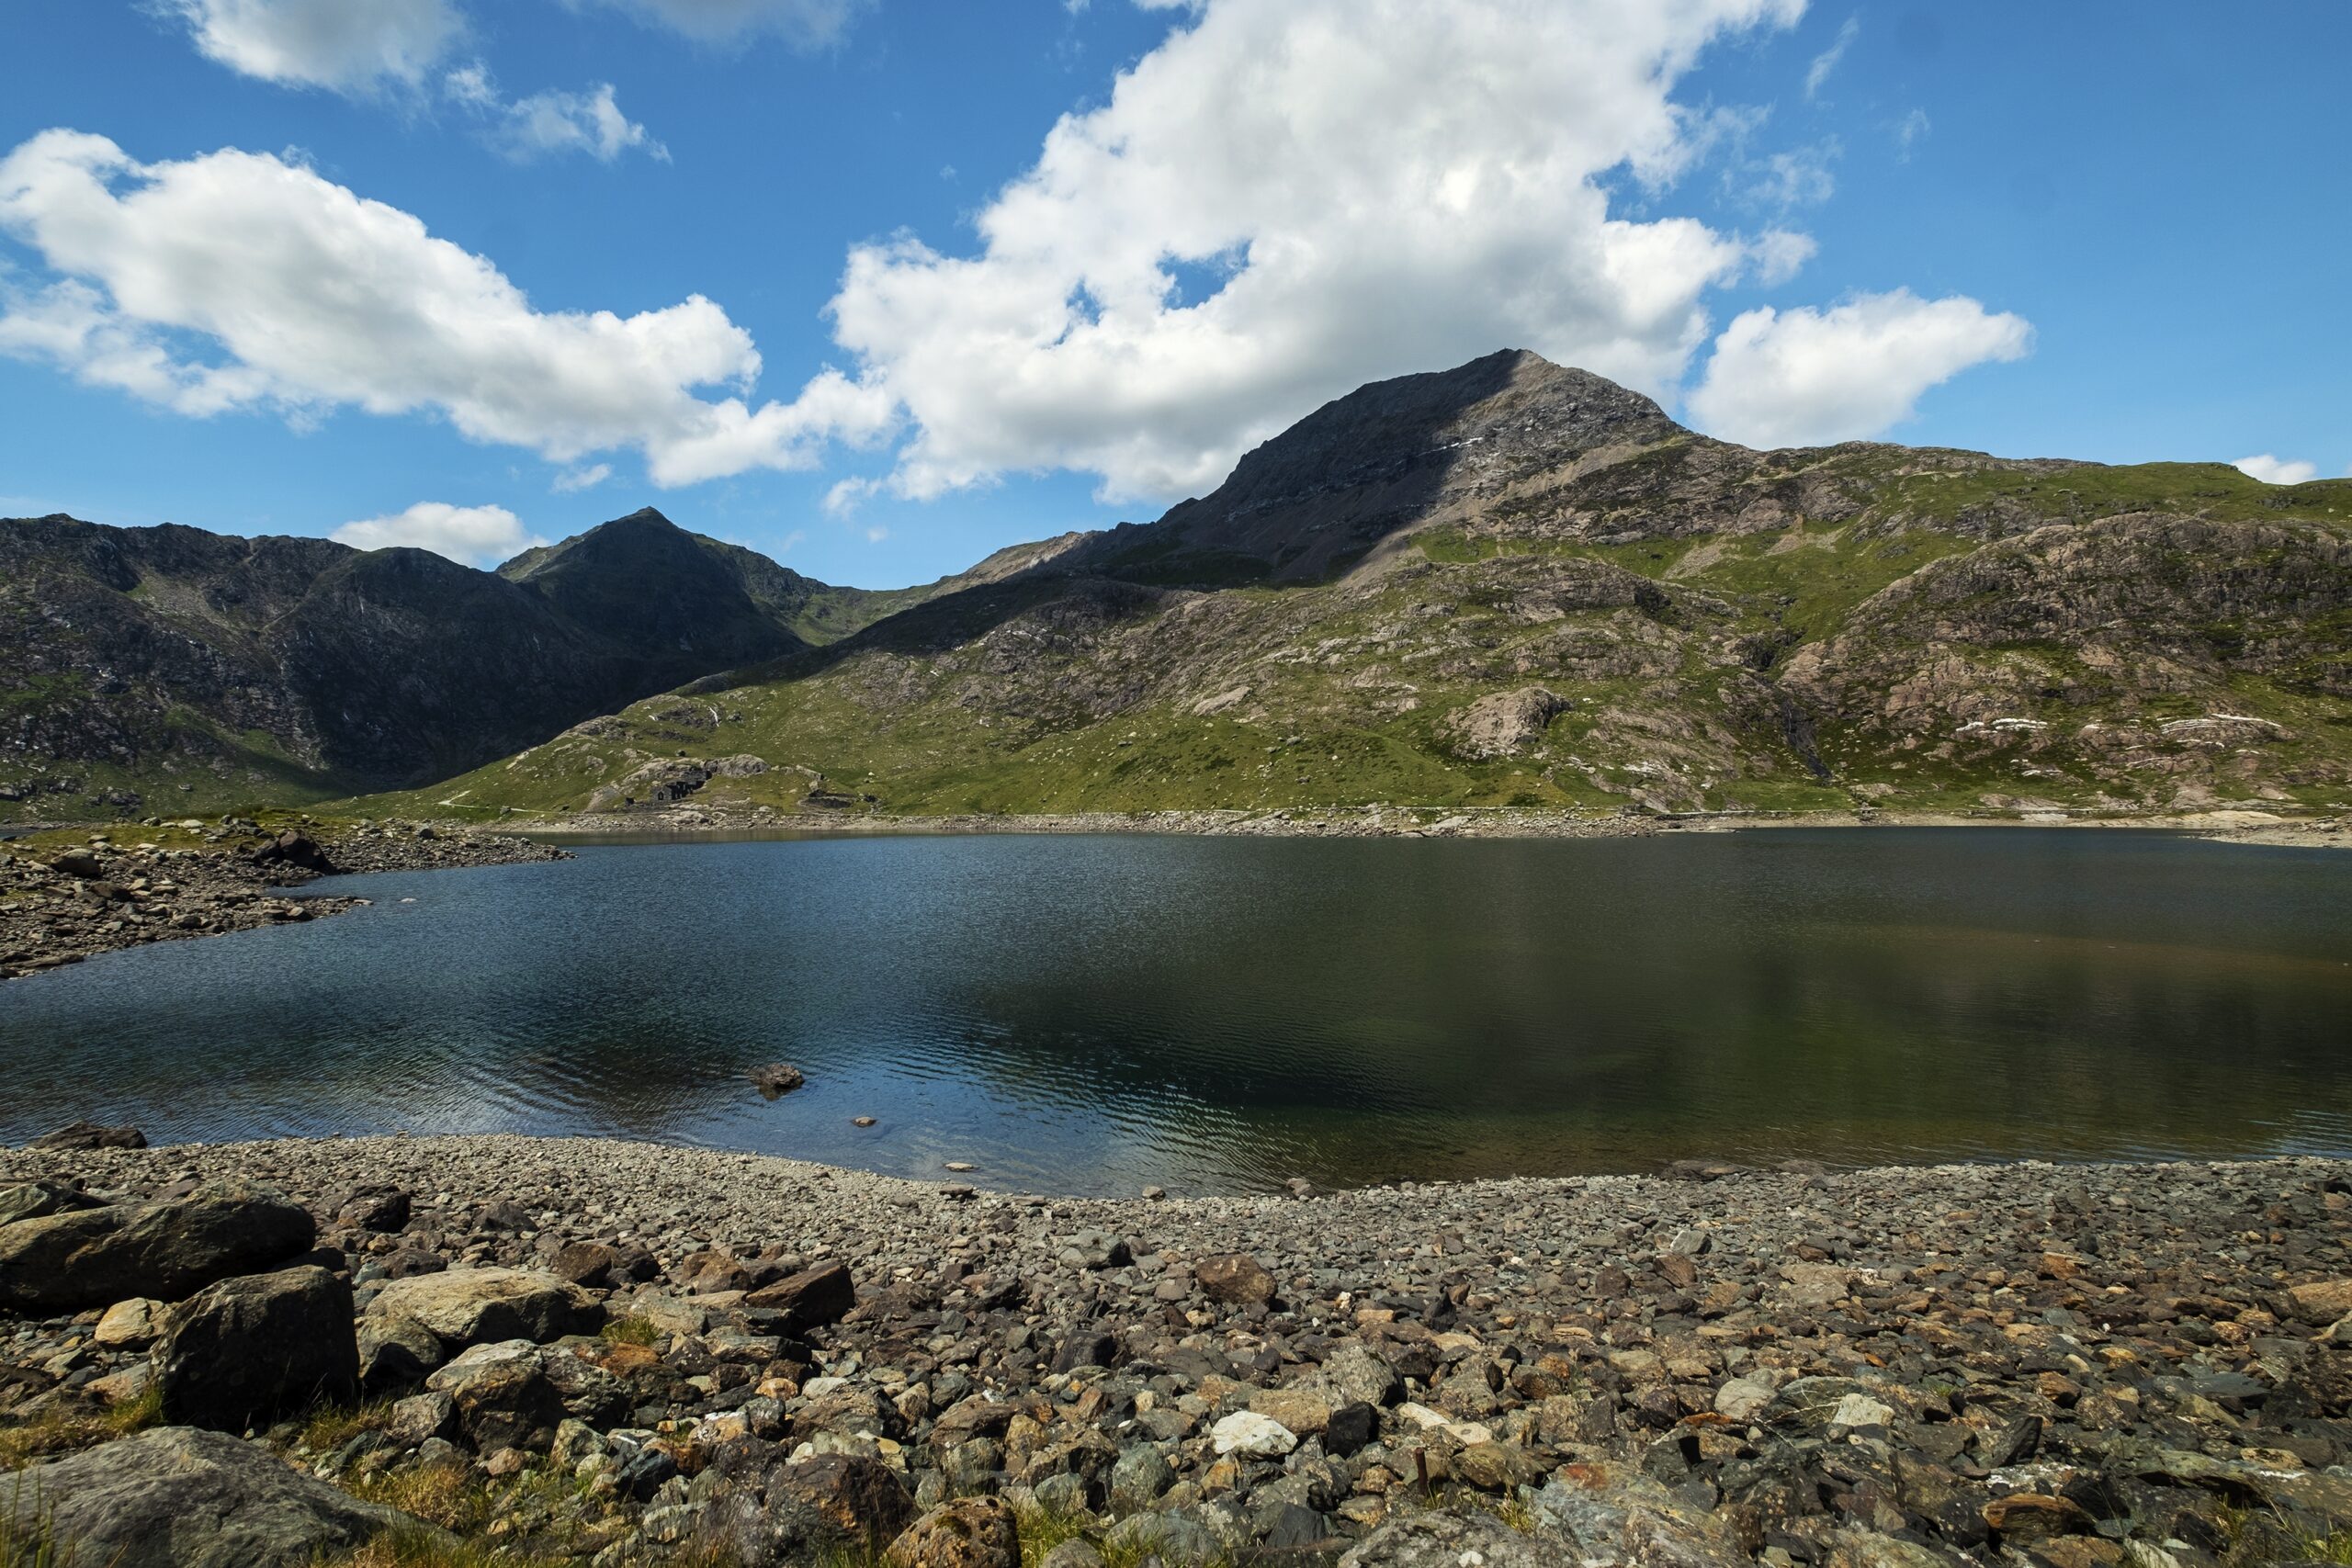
[401,354,2352,822]
[0,510,892,816]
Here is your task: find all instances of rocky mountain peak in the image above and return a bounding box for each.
[1091,350,1690,584]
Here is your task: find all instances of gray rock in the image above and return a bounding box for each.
[1107,1442,1174,1512]
[153,1265,359,1432]
[13,1427,438,1568]
[26,1121,146,1151]
[358,1312,447,1391]
[0,1179,313,1311]
[1039,1540,1108,1568]
[423,1339,627,1451]
[0,1179,104,1227]
[1340,1511,1556,1567]
[1105,1509,1219,1565]
[1321,1341,1404,1406]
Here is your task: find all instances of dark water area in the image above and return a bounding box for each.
[3,829,2347,1195]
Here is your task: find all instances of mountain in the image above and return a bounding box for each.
[380,350,2352,821]
[0,508,917,816]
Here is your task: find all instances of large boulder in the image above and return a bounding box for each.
[0,1180,314,1312]
[153,1266,359,1432]
[364,1267,601,1350]
[696,1453,919,1565]
[11,1427,439,1568]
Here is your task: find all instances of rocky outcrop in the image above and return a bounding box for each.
[11,1426,437,1567]
[1442,685,1570,759]
[0,818,566,982]
[0,1179,312,1311]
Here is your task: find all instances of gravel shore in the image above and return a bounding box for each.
[8,1134,2352,1565]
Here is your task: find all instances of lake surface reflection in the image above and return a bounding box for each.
[4,829,2347,1194]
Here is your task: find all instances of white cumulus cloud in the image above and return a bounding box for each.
[1686,289,2033,449]
[0,130,889,485]
[161,0,465,92]
[552,462,614,493]
[332,502,544,566]
[811,0,1809,503]
[571,0,870,45]
[446,67,665,163]
[2233,454,2319,486]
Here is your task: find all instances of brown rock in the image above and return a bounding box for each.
[746,1259,855,1333]
[1983,1494,2094,1544]
[888,1496,1021,1568]
[95,1297,166,1348]
[1250,1386,1334,1436]
[2287,1280,2352,1325]
[1195,1254,1277,1305]
[549,1240,623,1288]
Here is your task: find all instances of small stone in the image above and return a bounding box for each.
[95,1296,166,1348]
[1210,1410,1297,1458]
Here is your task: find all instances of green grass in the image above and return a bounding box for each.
[0,1385,162,1472]
[599,1314,662,1348]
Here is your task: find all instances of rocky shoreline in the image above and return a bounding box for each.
[7,1134,2352,1566]
[523,801,2349,849]
[0,817,568,982]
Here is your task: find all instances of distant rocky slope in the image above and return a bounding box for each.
[380,350,2352,822]
[0,509,944,818]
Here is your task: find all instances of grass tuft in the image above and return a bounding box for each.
[0,1385,163,1472]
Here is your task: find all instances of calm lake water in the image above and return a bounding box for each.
[3,829,2347,1195]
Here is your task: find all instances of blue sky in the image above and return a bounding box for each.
[3,1,2346,588]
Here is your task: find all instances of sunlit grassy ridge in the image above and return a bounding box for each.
[356,456,2352,825]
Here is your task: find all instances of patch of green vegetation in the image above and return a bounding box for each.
[0,1383,161,1472]
[599,1314,662,1348]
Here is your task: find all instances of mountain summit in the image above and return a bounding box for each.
[1085,350,1685,584]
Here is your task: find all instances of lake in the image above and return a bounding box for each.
[3,829,2347,1195]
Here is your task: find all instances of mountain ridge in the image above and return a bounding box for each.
[6,351,2348,823]
[375,352,2352,823]
[0,508,911,815]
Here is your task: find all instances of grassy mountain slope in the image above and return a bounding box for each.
[369,352,2352,823]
